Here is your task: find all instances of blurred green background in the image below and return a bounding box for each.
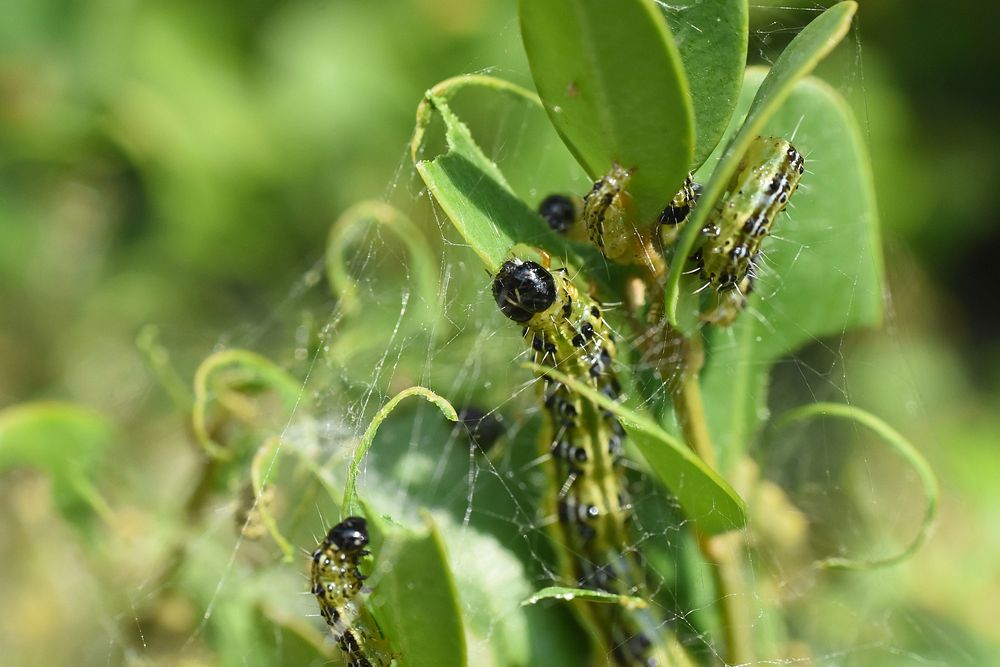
[2,0,998,665]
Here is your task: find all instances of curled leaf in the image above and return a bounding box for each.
[342,387,457,516]
[247,436,295,561]
[192,349,303,461]
[774,402,938,570]
[327,200,441,333]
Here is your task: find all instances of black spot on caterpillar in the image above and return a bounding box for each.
[493,257,671,666]
[311,517,391,667]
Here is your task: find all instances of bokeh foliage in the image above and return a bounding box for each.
[2,1,999,665]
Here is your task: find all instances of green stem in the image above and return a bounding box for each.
[670,353,715,468]
[670,335,753,666]
[698,531,753,666]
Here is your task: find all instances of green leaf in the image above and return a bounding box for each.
[666,0,857,324]
[0,402,115,530]
[342,386,457,517]
[191,349,303,461]
[701,70,884,472]
[211,600,274,667]
[437,519,534,667]
[522,586,648,610]
[259,604,335,663]
[774,403,939,569]
[519,0,694,223]
[660,0,748,167]
[527,363,746,535]
[412,78,579,273]
[366,509,467,667]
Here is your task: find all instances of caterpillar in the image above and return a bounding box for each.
[583,163,635,261]
[701,271,756,327]
[492,257,671,667]
[311,517,392,667]
[691,136,803,326]
[691,136,804,290]
[537,171,700,262]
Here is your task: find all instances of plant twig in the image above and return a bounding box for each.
[669,333,754,665]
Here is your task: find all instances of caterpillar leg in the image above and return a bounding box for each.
[701,271,755,327]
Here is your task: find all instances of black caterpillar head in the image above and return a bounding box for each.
[492,259,557,323]
[326,516,369,552]
[537,194,577,234]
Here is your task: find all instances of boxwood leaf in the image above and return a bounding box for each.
[522,586,648,610]
[412,80,579,273]
[0,402,115,531]
[520,0,694,223]
[660,0,748,166]
[365,508,467,667]
[342,386,457,517]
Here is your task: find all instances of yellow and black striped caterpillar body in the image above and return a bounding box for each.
[311,517,392,667]
[690,136,804,326]
[493,257,670,666]
[692,137,804,290]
